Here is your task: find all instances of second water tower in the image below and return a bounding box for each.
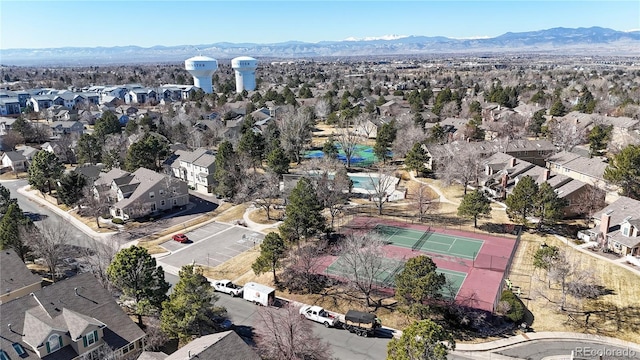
[231,56,258,93]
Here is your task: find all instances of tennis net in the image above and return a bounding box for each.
[412,227,431,251]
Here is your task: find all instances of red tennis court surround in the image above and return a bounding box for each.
[318,217,519,312]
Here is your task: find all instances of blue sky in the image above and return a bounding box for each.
[1,1,639,49]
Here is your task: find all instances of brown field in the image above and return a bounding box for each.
[247,207,284,224]
[509,232,640,343]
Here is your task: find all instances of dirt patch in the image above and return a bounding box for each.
[0,171,27,180]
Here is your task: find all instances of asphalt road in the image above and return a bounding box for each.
[163,272,391,359]
[496,339,640,359]
[1,178,94,248]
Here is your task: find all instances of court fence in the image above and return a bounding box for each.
[493,225,523,311]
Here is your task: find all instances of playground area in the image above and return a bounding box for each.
[319,217,520,312]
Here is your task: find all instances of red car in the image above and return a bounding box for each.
[172,233,189,243]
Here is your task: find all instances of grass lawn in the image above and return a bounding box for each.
[247,207,283,225]
[508,232,640,343]
[214,203,249,223]
[0,171,27,180]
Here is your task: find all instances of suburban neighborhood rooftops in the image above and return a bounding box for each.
[0,250,42,296]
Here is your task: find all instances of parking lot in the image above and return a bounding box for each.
[158,222,264,272]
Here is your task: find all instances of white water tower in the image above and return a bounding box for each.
[184,55,218,93]
[231,56,258,93]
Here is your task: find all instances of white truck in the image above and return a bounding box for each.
[212,280,244,297]
[242,282,276,306]
[299,305,340,328]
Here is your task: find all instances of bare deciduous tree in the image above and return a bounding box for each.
[336,233,394,307]
[23,219,69,282]
[392,113,429,159]
[277,106,314,164]
[547,119,587,151]
[368,167,398,215]
[78,186,111,228]
[254,304,332,360]
[354,113,377,139]
[334,120,363,168]
[314,98,331,120]
[436,145,483,195]
[78,241,119,291]
[573,185,606,226]
[411,183,440,223]
[1,130,24,151]
[236,171,282,220]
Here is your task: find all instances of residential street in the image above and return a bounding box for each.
[1,178,95,248]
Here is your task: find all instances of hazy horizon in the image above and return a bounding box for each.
[1,1,639,50]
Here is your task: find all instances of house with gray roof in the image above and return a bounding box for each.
[1,151,28,172]
[139,331,260,360]
[588,197,640,257]
[29,95,55,113]
[0,97,21,116]
[170,148,217,193]
[546,151,612,192]
[481,154,597,217]
[0,249,42,304]
[49,121,84,137]
[100,167,189,220]
[0,272,146,360]
[0,116,17,135]
[424,139,556,170]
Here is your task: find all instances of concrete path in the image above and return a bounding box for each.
[242,204,282,232]
[409,172,456,204]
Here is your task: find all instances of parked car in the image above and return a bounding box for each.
[212,280,244,297]
[299,305,340,328]
[172,233,189,243]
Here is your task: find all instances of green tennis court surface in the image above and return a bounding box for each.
[373,224,483,260]
[325,257,466,297]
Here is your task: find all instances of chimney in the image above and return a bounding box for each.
[509,157,516,167]
[501,173,508,189]
[543,169,550,182]
[600,213,611,235]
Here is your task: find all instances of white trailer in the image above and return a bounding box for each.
[242,282,276,306]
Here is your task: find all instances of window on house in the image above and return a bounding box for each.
[11,343,25,356]
[86,331,96,345]
[623,226,629,236]
[159,189,165,195]
[173,199,177,205]
[0,350,9,360]
[161,200,165,206]
[47,334,61,352]
[149,191,155,199]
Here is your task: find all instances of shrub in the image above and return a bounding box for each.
[500,290,524,323]
[101,213,113,219]
[112,218,124,225]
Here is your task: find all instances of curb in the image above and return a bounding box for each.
[455,332,640,352]
[17,185,116,243]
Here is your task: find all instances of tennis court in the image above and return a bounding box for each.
[324,257,467,297]
[373,224,484,260]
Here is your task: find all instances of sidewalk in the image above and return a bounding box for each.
[17,185,116,244]
[242,204,282,232]
[409,172,456,204]
[454,331,640,353]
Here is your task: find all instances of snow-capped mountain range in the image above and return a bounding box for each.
[2,27,639,66]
